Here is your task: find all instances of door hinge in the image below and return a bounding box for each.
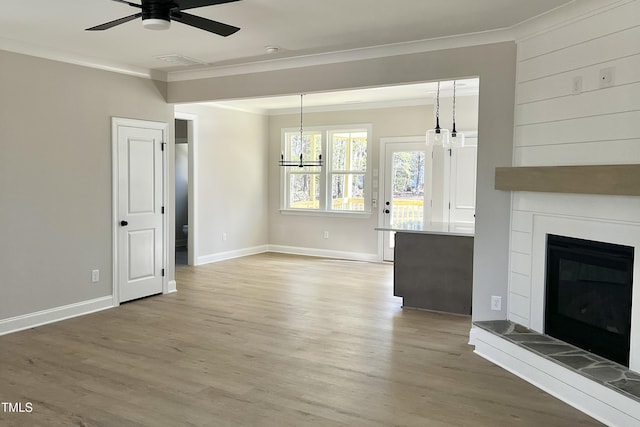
[161,142,166,151]
[162,268,165,277]
[448,202,451,209]
[161,206,165,214]
[448,149,452,156]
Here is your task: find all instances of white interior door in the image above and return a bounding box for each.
[382,141,429,261]
[114,119,165,303]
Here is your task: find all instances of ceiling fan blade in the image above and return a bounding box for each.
[111,0,142,8]
[171,11,240,36]
[173,0,241,11]
[86,13,142,31]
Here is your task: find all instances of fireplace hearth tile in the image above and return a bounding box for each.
[610,379,640,399]
[474,320,640,402]
[550,355,597,370]
[582,366,626,382]
[504,333,555,343]
[521,342,575,355]
[627,371,640,381]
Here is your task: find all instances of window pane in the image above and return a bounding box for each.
[350,133,367,172]
[287,132,322,171]
[391,151,424,228]
[331,173,364,211]
[331,131,367,172]
[289,173,320,209]
[332,136,347,170]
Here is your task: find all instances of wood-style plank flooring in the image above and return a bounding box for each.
[0,253,601,426]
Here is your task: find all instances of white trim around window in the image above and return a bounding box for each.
[280,124,373,216]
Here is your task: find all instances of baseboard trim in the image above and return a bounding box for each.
[0,296,114,337]
[268,245,379,262]
[470,326,640,427]
[196,245,269,265]
[167,280,177,293]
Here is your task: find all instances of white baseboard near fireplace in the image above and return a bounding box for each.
[470,326,640,427]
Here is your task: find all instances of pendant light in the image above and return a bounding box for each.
[426,81,450,147]
[280,94,323,167]
[450,80,465,148]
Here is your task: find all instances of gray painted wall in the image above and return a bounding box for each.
[174,104,269,261]
[0,49,173,320]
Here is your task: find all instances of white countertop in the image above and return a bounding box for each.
[375,222,475,237]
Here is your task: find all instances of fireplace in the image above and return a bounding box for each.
[545,234,634,366]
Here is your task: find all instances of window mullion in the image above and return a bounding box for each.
[320,131,328,211]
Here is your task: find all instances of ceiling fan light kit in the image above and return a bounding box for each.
[87,0,241,36]
[142,18,171,30]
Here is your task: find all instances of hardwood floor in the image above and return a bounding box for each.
[0,253,601,426]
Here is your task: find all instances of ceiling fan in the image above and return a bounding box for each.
[86,0,241,36]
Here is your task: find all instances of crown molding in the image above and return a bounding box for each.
[0,36,167,81]
[512,0,632,43]
[166,28,515,82]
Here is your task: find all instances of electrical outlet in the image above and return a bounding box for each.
[222,232,228,241]
[491,296,502,311]
[599,67,615,88]
[91,270,99,283]
[323,231,329,239]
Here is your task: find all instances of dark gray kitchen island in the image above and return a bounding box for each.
[377,223,474,315]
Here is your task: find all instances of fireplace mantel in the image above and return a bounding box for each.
[495,164,640,196]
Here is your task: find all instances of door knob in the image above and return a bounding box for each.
[384,209,390,214]
[120,220,128,227]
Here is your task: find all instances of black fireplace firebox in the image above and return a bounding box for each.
[545,234,634,366]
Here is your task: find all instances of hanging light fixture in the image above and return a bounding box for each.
[450,80,465,148]
[280,94,323,167]
[426,81,450,147]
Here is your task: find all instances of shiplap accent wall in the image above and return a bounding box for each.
[509,0,640,327]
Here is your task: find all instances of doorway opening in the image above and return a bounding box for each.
[174,112,198,266]
[175,118,189,265]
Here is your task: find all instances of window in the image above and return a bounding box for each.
[281,125,371,214]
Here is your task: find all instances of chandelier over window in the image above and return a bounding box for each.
[280,94,323,167]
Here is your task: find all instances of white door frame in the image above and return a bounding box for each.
[377,136,427,261]
[174,111,199,266]
[112,117,169,306]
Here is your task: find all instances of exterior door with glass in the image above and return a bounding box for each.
[382,141,430,261]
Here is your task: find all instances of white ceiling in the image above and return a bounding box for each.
[0,0,575,110]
